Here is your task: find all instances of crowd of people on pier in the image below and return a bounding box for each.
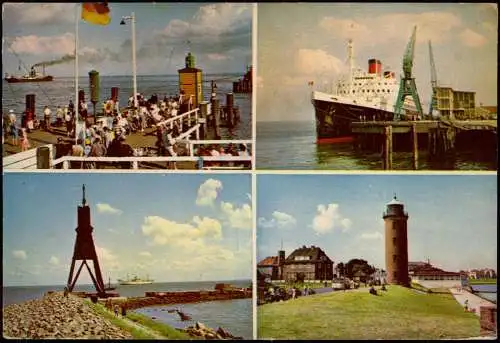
[3,90,251,169]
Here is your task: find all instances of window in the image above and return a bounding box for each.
[393,255,397,262]
[393,271,398,279]
[392,237,396,246]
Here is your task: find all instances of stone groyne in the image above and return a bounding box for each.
[2,291,133,339]
[111,288,252,310]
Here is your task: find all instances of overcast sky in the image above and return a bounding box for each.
[256,3,498,122]
[257,174,497,273]
[3,173,252,287]
[2,3,252,76]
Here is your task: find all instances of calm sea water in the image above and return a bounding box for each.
[257,121,497,170]
[2,74,251,140]
[471,284,497,304]
[3,279,252,338]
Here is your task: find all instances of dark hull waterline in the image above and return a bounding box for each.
[313,98,395,144]
[5,76,54,83]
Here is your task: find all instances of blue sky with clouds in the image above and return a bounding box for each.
[257,174,497,273]
[257,3,498,122]
[3,173,252,287]
[2,3,252,76]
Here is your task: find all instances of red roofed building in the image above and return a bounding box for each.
[410,261,462,281]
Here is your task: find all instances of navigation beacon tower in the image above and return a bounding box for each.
[66,185,106,296]
[383,194,410,287]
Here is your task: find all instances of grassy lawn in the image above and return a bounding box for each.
[468,278,497,285]
[258,286,480,340]
[85,300,155,339]
[85,300,189,339]
[127,312,190,340]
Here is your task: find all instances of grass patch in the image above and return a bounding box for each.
[258,285,480,340]
[127,312,190,340]
[85,300,156,339]
[411,282,430,293]
[468,278,497,285]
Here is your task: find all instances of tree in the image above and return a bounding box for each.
[345,259,376,279]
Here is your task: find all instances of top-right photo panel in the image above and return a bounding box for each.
[256,3,497,171]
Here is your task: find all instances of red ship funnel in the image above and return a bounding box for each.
[368,59,382,75]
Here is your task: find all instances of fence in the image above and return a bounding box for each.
[52,155,252,170]
[3,144,54,170]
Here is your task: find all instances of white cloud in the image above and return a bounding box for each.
[49,256,59,265]
[163,3,252,38]
[295,49,345,75]
[319,11,463,46]
[220,201,252,230]
[207,53,229,61]
[142,215,223,246]
[312,203,352,235]
[459,28,488,48]
[8,33,75,55]
[196,179,223,206]
[4,3,76,25]
[139,251,152,258]
[96,246,119,272]
[96,203,123,215]
[360,231,383,240]
[12,250,27,260]
[258,211,296,229]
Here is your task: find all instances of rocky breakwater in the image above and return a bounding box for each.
[183,321,243,340]
[3,291,133,339]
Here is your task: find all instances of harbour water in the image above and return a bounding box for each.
[257,121,497,170]
[2,74,251,140]
[471,284,497,304]
[3,279,252,338]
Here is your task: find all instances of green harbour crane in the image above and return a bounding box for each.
[428,40,439,117]
[394,26,424,120]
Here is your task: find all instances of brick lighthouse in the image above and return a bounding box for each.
[383,194,410,287]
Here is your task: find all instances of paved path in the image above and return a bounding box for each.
[449,287,496,316]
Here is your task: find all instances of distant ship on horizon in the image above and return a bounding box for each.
[118,274,154,285]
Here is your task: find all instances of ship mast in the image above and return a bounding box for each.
[347,39,354,95]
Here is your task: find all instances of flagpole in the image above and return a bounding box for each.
[75,4,79,143]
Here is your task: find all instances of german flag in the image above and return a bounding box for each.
[81,2,111,25]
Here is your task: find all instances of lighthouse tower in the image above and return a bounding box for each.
[383,194,410,287]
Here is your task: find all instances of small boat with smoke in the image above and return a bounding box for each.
[4,53,74,83]
[5,66,54,83]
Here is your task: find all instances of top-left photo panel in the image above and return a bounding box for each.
[2,2,253,171]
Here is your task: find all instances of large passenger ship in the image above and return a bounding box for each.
[311,39,416,144]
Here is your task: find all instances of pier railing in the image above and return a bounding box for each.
[3,144,54,170]
[157,108,199,132]
[174,139,253,157]
[51,155,252,170]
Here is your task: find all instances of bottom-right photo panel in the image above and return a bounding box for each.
[256,174,497,340]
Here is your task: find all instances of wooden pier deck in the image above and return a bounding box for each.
[350,119,497,170]
[351,120,497,134]
[3,125,199,169]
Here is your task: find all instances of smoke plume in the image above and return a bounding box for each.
[32,54,75,67]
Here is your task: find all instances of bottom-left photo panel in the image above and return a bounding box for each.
[2,172,253,340]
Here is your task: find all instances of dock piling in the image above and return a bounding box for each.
[383,125,393,170]
[36,146,51,169]
[211,98,221,139]
[199,102,208,140]
[226,92,234,128]
[411,123,419,170]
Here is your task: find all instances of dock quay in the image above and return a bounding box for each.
[73,286,252,311]
[351,119,497,170]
